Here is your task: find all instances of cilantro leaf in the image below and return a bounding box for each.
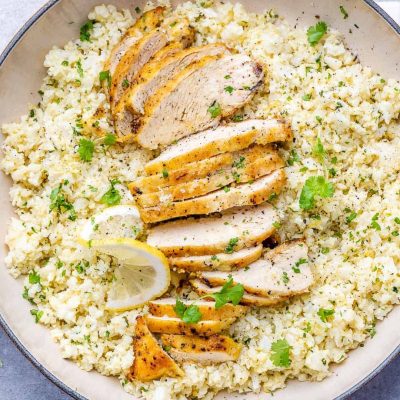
[174,298,202,324]
[208,101,221,118]
[80,21,94,42]
[103,133,116,146]
[287,149,300,166]
[99,70,111,88]
[29,270,41,285]
[307,21,328,46]
[299,176,334,210]
[211,276,244,309]
[224,86,234,94]
[78,138,95,162]
[30,309,44,323]
[225,237,239,254]
[100,180,121,206]
[346,211,357,224]
[270,339,292,367]
[370,213,381,231]
[76,59,84,78]
[49,183,76,220]
[317,308,335,322]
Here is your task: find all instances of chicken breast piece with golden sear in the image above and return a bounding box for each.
[145,315,236,336]
[169,245,263,272]
[148,298,248,320]
[146,203,279,257]
[139,169,286,223]
[161,334,242,364]
[136,54,264,149]
[144,119,292,174]
[128,316,183,382]
[200,240,313,298]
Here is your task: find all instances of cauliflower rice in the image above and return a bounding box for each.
[1,1,400,399]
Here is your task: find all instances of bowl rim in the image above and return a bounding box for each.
[0,1,399,399]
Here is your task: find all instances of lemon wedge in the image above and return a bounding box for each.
[90,238,170,311]
[79,205,143,244]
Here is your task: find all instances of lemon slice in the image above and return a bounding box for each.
[90,238,170,311]
[79,205,143,244]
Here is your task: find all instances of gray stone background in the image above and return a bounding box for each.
[0,0,400,399]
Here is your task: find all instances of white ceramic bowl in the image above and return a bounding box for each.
[0,1,399,399]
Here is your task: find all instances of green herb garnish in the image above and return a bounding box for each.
[317,308,335,322]
[270,339,292,367]
[80,20,94,42]
[100,179,121,206]
[78,138,95,162]
[208,101,221,118]
[299,176,334,210]
[307,21,328,46]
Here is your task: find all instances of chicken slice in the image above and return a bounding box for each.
[136,151,284,207]
[139,169,286,223]
[145,315,236,336]
[130,145,271,195]
[147,203,279,256]
[161,334,242,364]
[128,316,183,382]
[136,55,264,149]
[200,240,313,297]
[149,298,248,320]
[169,245,262,272]
[190,279,289,306]
[144,119,291,174]
[104,7,165,80]
[128,44,229,115]
[110,30,168,109]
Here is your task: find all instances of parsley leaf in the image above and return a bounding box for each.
[122,79,129,89]
[174,299,202,324]
[100,180,121,206]
[49,184,76,220]
[299,176,334,210]
[317,308,335,322]
[232,156,246,169]
[78,138,95,162]
[346,211,357,224]
[210,276,244,309]
[208,101,221,118]
[80,21,94,42]
[162,168,169,178]
[29,270,41,285]
[312,137,326,162]
[293,258,308,273]
[30,309,44,323]
[225,237,239,254]
[339,5,349,19]
[302,93,312,101]
[287,149,300,166]
[103,133,116,146]
[99,70,111,88]
[370,213,381,231]
[76,59,84,78]
[224,86,234,94]
[231,114,244,122]
[307,21,328,46]
[270,339,292,367]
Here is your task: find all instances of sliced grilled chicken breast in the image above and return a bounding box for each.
[136,54,264,149]
[104,7,165,80]
[128,44,228,114]
[139,169,286,223]
[200,240,313,297]
[130,145,272,195]
[161,334,242,364]
[136,152,284,207]
[190,279,289,306]
[149,298,248,320]
[169,245,263,272]
[146,203,278,256]
[145,315,236,336]
[128,316,183,382]
[144,119,291,174]
[110,30,168,109]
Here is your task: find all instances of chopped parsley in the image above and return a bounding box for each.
[307,21,328,46]
[78,138,95,162]
[394,217,400,224]
[317,308,335,322]
[75,261,89,274]
[29,270,41,285]
[30,309,43,323]
[208,101,221,118]
[299,176,334,210]
[99,70,111,88]
[49,183,76,221]
[231,114,244,122]
[339,5,349,19]
[225,237,239,254]
[122,79,129,89]
[312,137,326,162]
[302,93,312,101]
[282,271,289,284]
[61,60,69,66]
[224,86,234,94]
[103,133,116,146]
[346,211,357,224]
[287,149,300,166]
[293,258,307,273]
[162,168,169,178]
[232,156,246,169]
[370,213,381,231]
[80,21,94,42]
[76,59,84,78]
[272,221,281,229]
[100,179,121,206]
[270,339,292,367]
